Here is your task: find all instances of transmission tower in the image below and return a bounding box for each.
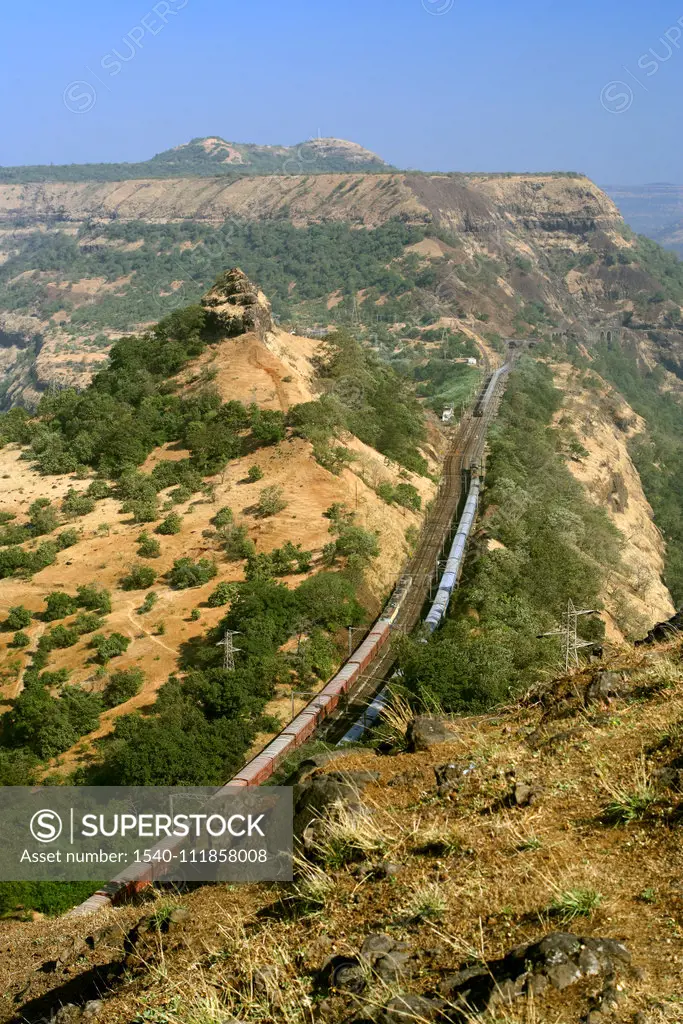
[216,630,241,672]
[538,600,598,671]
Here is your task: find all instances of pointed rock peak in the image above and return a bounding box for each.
[201,268,273,340]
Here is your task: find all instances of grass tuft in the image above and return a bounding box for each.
[548,887,603,923]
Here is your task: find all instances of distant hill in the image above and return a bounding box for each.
[0,136,390,183]
[604,183,683,257]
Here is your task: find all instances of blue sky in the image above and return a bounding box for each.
[1,0,682,183]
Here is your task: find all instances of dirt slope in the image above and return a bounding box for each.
[0,314,436,774]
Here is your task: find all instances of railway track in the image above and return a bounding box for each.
[321,388,496,741]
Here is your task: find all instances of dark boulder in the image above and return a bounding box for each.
[636,609,683,646]
[406,716,454,752]
[293,771,377,840]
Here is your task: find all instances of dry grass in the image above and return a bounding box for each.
[2,641,683,1023]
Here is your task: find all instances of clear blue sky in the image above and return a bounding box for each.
[2,0,682,183]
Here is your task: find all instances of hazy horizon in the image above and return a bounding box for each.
[2,0,683,185]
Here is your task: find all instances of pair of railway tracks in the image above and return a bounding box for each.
[322,396,496,742]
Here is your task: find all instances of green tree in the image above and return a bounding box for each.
[156,512,183,536]
[120,563,157,591]
[103,668,144,708]
[168,558,217,589]
[44,591,76,621]
[6,606,31,630]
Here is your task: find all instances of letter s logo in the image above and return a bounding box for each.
[600,81,634,114]
[30,810,63,843]
[63,81,97,114]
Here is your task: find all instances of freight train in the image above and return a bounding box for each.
[225,582,409,787]
[224,360,511,790]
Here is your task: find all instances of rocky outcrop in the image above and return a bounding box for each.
[200,268,274,340]
[636,607,683,645]
[439,931,632,1015]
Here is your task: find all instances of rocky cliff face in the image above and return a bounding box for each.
[0,170,680,410]
[552,364,675,637]
[201,267,274,340]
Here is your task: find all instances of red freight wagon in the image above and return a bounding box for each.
[233,755,275,786]
[368,622,391,645]
[309,692,334,719]
[259,733,296,766]
[349,630,388,672]
[325,662,360,694]
[283,710,318,745]
[316,686,341,713]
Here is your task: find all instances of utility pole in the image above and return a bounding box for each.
[538,600,599,672]
[348,625,363,657]
[216,630,241,672]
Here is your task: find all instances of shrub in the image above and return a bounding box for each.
[246,465,264,482]
[48,625,79,649]
[256,485,287,517]
[76,584,112,615]
[86,479,112,500]
[189,608,201,621]
[44,591,76,621]
[89,633,130,664]
[120,563,157,591]
[212,506,234,528]
[74,612,104,635]
[376,481,395,505]
[376,481,421,511]
[334,525,380,562]
[221,524,255,561]
[103,668,144,708]
[137,532,161,558]
[137,592,158,614]
[123,498,159,524]
[0,523,30,545]
[169,486,192,504]
[28,499,59,536]
[56,529,79,550]
[6,606,31,630]
[10,631,30,649]
[62,489,96,518]
[549,888,603,923]
[168,558,217,589]
[207,582,238,608]
[156,512,183,535]
[393,482,422,512]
